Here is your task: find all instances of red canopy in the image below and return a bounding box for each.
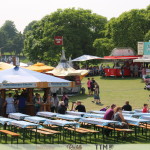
[98,55,142,60]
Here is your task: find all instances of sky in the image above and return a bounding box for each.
[0,0,149,32]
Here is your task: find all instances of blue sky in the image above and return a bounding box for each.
[0,0,149,32]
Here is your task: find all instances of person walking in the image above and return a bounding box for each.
[4,93,16,115]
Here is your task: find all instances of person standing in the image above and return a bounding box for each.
[5,93,16,115]
[34,94,42,114]
[18,91,27,114]
[87,78,91,96]
[90,78,95,95]
[122,101,132,111]
[93,83,101,104]
[13,90,20,112]
[0,94,3,116]
[50,93,59,113]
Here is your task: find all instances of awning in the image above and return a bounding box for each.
[99,56,141,60]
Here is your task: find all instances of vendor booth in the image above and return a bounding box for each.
[47,51,89,94]
[100,48,141,77]
[0,66,71,116]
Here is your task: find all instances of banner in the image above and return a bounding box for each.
[137,42,144,55]
[143,42,150,55]
[54,36,63,45]
[48,82,70,87]
[0,83,37,89]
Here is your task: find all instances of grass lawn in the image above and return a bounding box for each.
[69,76,149,111]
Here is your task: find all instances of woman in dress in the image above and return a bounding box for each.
[5,93,16,114]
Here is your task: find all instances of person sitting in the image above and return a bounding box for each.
[103,104,116,120]
[122,101,132,111]
[75,100,86,112]
[58,101,67,114]
[100,106,109,111]
[142,104,149,113]
[113,107,128,129]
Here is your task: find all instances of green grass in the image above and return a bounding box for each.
[69,76,149,111]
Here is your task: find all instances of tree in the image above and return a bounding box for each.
[105,8,150,51]
[144,30,150,41]
[93,38,114,56]
[23,20,37,35]
[0,20,23,55]
[24,8,107,64]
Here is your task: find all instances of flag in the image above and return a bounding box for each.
[54,36,63,45]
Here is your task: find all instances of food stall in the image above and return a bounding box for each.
[101,48,141,77]
[0,66,71,116]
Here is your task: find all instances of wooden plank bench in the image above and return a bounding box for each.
[31,129,54,143]
[0,130,20,144]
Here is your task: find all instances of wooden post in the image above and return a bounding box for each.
[43,88,50,112]
[26,88,34,116]
[1,89,6,117]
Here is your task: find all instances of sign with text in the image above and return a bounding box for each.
[0,83,37,89]
[144,42,150,55]
[54,36,63,45]
[48,82,70,87]
[137,42,144,55]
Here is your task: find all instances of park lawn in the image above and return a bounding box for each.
[69,76,149,111]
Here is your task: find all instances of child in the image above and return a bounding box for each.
[142,104,149,113]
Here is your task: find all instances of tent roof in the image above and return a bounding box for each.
[26,62,54,72]
[0,66,70,84]
[47,51,89,77]
[72,55,101,61]
[0,62,14,71]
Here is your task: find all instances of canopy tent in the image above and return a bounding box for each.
[0,66,70,89]
[133,56,150,62]
[47,51,89,77]
[26,62,54,73]
[0,62,14,71]
[72,55,101,61]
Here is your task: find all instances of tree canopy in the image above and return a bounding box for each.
[24,8,107,64]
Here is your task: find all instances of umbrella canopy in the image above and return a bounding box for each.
[72,55,101,61]
[100,56,140,60]
[0,62,14,71]
[0,67,70,89]
[26,62,54,72]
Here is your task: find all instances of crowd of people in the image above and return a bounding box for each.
[99,101,149,135]
[87,77,101,104]
[0,90,87,116]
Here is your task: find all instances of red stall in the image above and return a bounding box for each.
[100,48,142,77]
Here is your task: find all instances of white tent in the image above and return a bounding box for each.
[0,66,70,89]
[72,55,101,61]
[133,56,150,63]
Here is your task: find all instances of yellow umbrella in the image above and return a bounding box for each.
[26,62,54,73]
[0,62,14,71]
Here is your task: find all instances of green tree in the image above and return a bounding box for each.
[24,8,107,64]
[93,38,114,56]
[144,30,150,41]
[0,20,23,55]
[105,8,150,51]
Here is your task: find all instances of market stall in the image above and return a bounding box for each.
[100,48,141,77]
[47,51,89,94]
[0,66,71,116]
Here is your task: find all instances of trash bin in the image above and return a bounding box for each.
[81,87,85,94]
